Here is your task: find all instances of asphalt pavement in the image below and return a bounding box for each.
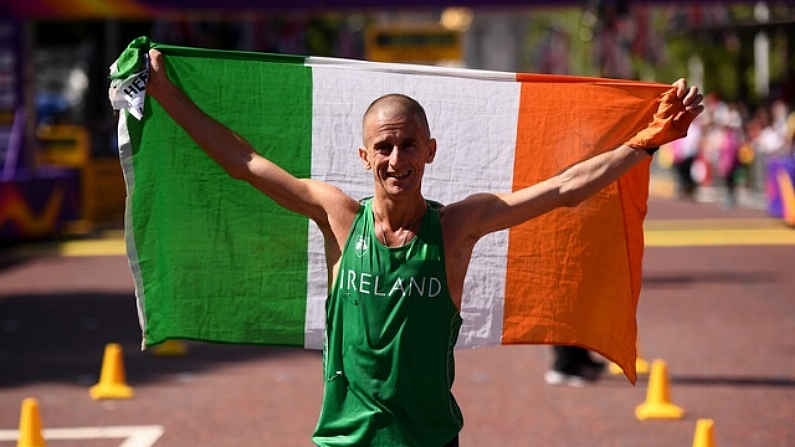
[1,190,793,447]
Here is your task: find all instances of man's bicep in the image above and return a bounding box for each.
[453,183,561,236]
[301,179,359,227]
[445,193,511,240]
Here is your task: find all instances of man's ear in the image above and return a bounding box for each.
[358,146,372,170]
[426,138,437,163]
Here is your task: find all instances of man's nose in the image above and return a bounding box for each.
[388,146,403,164]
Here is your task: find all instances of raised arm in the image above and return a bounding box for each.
[446,78,704,238]
[145,49,357,228]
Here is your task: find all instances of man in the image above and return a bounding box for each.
[145,48,703,447]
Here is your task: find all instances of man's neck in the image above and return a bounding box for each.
[371,195,427,248]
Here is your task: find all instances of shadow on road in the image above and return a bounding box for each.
[0,252,32,272]
[671,374,795,388]
[642,271,780,287]
[0,292,316,388]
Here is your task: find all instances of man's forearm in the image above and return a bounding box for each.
[151,81,256,180]
[556,145,650,206]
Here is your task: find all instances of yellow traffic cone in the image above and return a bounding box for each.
[635,359,684,420]
[17,397,46,447]
[692,419,716,447]
[89,343,134,400]
[610,356,651,375]
[151,339,188,357]
[610,341,650,375]
[635,352,651,375]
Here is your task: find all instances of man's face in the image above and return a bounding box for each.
[359,105,436,198]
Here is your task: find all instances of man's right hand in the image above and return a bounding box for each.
[147,49,168,100]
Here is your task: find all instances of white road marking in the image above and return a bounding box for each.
[0,425,164,447]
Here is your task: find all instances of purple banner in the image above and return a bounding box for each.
[0,171,80,243]
[0,20,24,179]
[766,156,795,224]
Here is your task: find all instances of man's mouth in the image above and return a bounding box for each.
[388,171,411,180]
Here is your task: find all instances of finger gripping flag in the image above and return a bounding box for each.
[627,88,694,149]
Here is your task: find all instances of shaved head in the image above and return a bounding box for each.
[362,94,431,145]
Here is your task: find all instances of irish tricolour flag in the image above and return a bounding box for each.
[111,37,685,383]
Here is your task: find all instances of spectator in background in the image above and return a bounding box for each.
[715,108,744,208]
[544,345,606,387]
[771,100,790,143]
[751,101,790,192]
[755,102,789,157]
[786,111,795,157]
[670,113,703,199]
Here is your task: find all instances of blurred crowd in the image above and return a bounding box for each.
[665,94,795,208]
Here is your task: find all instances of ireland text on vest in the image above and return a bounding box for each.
[339,269,443,298]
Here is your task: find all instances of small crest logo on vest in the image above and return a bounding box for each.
[355,236,369,257]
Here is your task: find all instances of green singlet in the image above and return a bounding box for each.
[313,198,464,447]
